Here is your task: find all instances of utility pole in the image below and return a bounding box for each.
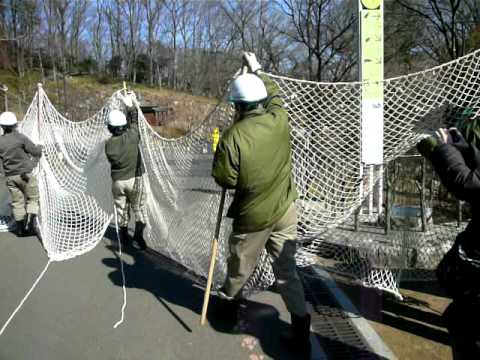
[359,0,384,222]
[359,0,384,165]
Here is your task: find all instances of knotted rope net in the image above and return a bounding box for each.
[0,49,479,298]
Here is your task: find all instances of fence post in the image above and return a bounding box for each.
[377,165,384,219]
[420,157,427,232]
[385,163,391,234]
[368,165,374,218]
[354,206,360,232]
[457,200,463,228]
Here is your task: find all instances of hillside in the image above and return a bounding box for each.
[0,71,217,138]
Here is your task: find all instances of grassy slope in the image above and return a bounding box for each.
[0,70,217,137]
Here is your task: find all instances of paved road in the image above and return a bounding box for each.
[0,229,310,360]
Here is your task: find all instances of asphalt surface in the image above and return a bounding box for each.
[0,229,307,360]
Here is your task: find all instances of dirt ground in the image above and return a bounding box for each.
[332,274,453,360]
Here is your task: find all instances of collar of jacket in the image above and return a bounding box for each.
[2,129,17,135]
[237,106,266,121]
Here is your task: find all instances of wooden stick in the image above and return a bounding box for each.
[200,188,227,326]
[200,65,247,326]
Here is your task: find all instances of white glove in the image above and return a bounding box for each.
[232,65,249,79]
[243,52,262,73]
[120,91,137,108]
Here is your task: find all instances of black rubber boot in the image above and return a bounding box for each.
[210,296,241,326]
[119,226,130,246]
[15,219,25,237]
[24,214,36,236]
[133,222,147,250]
[281,313,312,359]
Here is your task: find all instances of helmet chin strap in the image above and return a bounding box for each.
[107,125,126,136]
[1,125,16,133]
[234,101,260,113]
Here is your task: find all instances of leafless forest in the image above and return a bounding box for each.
[0,0,479,101]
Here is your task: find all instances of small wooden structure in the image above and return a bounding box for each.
[141,105,172,126]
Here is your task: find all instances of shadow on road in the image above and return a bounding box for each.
[101,228,303,359]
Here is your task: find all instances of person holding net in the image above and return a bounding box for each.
[417,109,480,359]
[212,52,311,358]
[0,111,42,237]
[105,93,147,251]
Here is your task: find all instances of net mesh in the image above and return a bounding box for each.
[0,49,479,297]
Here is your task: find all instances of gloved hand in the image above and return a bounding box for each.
[449,128,469,152]
[449,127,479,169]
[120,91,137,109]
[417,136,439,160]
[242,52,262,73]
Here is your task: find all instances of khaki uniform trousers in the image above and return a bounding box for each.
[224,203,307,317]
[5,172,39,221]
[112,176,146,227]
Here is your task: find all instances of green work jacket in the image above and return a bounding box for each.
[212,73,298,233]
[105,110,144,181]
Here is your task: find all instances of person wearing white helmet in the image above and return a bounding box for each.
[212,53,311,358]
[105,92,147,250]
[0,111,42,237]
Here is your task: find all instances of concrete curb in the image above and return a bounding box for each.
[312,266,398,360]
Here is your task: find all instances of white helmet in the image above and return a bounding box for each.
[0,112,17,126]
[228,73,267,103]
[107,110,127,127]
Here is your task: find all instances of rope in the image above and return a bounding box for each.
[112,206,127,329]
[0,260,52,336]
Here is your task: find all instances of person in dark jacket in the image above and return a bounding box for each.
[105,93,147,250]
[0,111,42,236]
[418,119,480,359]
[212,53,310,358]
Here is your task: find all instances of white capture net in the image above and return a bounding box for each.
[18,89,116,261]
[0,49,479,297]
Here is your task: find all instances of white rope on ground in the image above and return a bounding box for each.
[112,207,127,329]
[0,259,52,336]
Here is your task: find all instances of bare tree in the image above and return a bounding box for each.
[68,0,87,66]
[396,0,479,62]
[280,0,357,81]
[43,0,60,100]
[164,0,182,89]
[220,0,257,51]
[5,0,25,76]
[197,1,238,95]
[52,0,70,109]
[91,1,105,72]
[143,0,163,86]
[21,1,40,70]
[103,0,125,77]
[122,0,142,82]
[182,0,203,92]
[254,1,290,73]
[1,0,479,103]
